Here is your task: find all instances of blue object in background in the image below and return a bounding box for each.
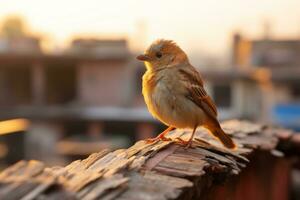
[273,103,300,131]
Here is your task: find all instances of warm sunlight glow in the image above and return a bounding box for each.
[1,0,300,56]
[0,119,29,135]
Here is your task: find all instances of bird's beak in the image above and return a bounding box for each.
[136,54,150,61]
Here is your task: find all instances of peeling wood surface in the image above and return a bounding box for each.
[0,120,299,200]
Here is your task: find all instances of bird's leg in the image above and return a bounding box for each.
[145,126,175,144]
[176,125,197,148]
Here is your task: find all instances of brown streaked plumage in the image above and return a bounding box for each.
[136,39,236,149]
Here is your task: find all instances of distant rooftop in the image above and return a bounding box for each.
[233,33,300,69]
[0,37,131,61]
[251,39,300,67]
[68,38,130,58]
[0,36,41,54]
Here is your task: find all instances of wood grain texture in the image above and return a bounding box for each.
[0,120,298,200]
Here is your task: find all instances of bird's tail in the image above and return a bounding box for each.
[209,126,236,149]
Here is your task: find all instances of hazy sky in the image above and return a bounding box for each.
[1,0,300,58]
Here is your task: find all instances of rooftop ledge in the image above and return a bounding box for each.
[0,120,299,200]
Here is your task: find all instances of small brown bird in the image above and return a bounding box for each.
[136,39,236,149]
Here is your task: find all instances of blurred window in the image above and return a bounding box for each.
[0,65,31,106]
[212,83,232,108]
[45,64,77,105]
[291,85,300,99]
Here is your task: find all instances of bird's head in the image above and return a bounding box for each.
[136,39,189,70]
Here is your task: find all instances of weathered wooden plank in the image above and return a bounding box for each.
[1,181,39,200]
[143,171,193,188]
[0,161,45,182]
[154,165,204,177]
[81,149,111,169]
[21,170,57,200]
[79,174,128,200]
[0,120,298,200]
[117,172,184,200]
[157,160,205,176]
[36,187,76,200]
[143,144,179,170]
[221,120,264,135]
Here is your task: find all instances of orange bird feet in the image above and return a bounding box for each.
[175,137,194,149]
[145,126,174,144]
[145,134,172,144]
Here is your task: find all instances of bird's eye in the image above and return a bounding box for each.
[155,52,162,58]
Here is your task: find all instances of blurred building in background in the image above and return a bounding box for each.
[0,17,163,166]
[233,32,300,130]
[0,35,151,166]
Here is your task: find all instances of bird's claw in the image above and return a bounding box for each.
[175,137,193,149]
[145,136,172,144]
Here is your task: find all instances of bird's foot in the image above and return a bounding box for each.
[175,137,193,149]
[145,135,172,144]
[144,126,174,144]
[194,138,210,145]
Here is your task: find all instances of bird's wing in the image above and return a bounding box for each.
[178,66,218,118]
